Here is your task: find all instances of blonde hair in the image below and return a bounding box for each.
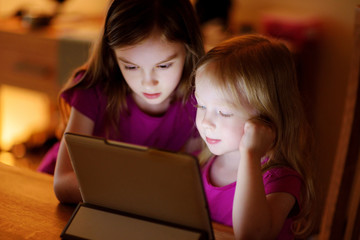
[194,34,316,238]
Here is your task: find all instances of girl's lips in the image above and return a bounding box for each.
[143,92,161,99]
[206,137,221,144]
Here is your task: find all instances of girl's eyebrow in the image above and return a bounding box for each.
[117,53,179,66]
[194,92,236,109]
[117,57,135,65]
[156,53,179,65]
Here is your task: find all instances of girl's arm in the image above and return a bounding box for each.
[53,107,94,203]
[232,121,295,240]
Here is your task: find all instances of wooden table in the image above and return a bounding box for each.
[0,163,234,239]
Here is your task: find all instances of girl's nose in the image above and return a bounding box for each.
[201,112,216,130]
[142,70,158,88]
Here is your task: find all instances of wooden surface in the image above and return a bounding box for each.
[0,162,234,239]
[0,162,74,239]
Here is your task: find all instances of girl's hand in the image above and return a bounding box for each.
[239,119,275,160]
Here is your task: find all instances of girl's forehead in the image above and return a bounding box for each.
[195,76,233,103]
[114,35,185,64]
[115,30,180,51]
[116,36,180,52]
[195,69,227,96]
[195,70,257,115]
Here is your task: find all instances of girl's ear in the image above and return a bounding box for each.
[256,115,274,129]
[252,114,277,141]
[258,115,277,152]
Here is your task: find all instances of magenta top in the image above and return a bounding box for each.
[61,84,198,151]
[38,74,198,175]
[202,156,302,240]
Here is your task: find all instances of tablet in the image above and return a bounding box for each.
[61,132,214,240]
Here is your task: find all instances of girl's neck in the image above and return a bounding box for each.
[216,150,242,169]
[209,151,241,187]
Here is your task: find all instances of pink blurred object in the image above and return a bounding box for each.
[261,13,321,52]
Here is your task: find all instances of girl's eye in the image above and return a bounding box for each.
[157,63,173,69]
[124,65,138,70]
[219,111,233,117]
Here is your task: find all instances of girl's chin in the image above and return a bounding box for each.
[206,146,224,156]
[207,146,239,157]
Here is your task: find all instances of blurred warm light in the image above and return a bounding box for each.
[0,151,16,166]
[0,85,50,151]
[0,0,108,18]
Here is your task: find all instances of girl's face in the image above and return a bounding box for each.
[195,70,256,156]
[114,34,186,114]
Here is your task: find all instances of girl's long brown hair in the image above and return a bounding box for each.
[59,0,204,133]
[195,34,316,238]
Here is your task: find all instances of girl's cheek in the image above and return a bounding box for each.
[195,110,203,127]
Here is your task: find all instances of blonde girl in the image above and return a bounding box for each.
[194,34,315,239]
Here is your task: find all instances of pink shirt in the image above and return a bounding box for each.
[202,156,302,240]
[62,84,198,151]
[38,72,198,175]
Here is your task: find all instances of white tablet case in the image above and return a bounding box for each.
[61,132,214,240]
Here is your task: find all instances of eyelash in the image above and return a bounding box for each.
[157,63,173,69]
[124,65,138,70]
[219,111,233,117]
[123,63,173,70]
[195,105,233,117]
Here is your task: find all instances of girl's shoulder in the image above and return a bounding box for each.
[262,164,302,210]
[61,76,107,121]
[261,158,301,180]
[263,165,301,180]
[62,82,105,103]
